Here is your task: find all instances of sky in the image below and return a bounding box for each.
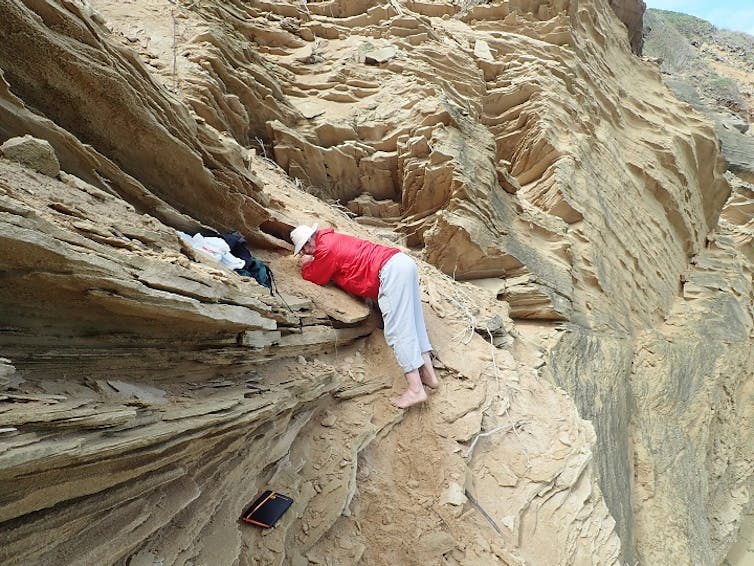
[644,1,754,36]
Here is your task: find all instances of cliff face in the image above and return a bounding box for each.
[0,0,751,565]
[644,9,754,183]
[610,0,646,53]
[641,11,754,564]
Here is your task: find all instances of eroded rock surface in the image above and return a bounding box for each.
[163,0,729,333]
[644,9,754,183]
[0,0,752,565]
[609,0,646,54]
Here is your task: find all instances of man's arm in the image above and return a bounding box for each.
[301,249,337,285]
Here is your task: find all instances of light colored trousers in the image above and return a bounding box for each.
[377,252,431,373]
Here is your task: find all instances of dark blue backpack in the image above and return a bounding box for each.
[242,257,272,290]
[221,231,273,293]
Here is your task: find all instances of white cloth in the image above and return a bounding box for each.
[377,252,431,373]
[177,231,245,270]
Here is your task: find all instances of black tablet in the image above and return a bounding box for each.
[240,490,294,528]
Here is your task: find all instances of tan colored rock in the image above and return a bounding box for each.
[1,135,60,177]
[0,0,752,565]
[346,193,401,218]
[440,482,467,506]
[0,1,270,239]
[364,45,397,65]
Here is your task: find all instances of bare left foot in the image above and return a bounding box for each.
[391,387,427,409]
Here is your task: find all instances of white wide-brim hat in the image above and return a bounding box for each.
[291,223,318,255]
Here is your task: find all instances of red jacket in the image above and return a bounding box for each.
[301,228,399,299]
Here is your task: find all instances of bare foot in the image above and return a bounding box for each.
[390,387,427,409]
[419,366,440,389]
[419,353,440,389]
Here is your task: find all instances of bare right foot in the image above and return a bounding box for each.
[419,353,440,389]
[391,387,428,409]
[419,367,440,389]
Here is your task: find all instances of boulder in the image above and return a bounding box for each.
[1,135,60,177]
[715,121,754,184]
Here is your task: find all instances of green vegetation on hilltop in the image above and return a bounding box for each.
[643,8,753,122]
[643,10,698,73]
[647,9,716,36]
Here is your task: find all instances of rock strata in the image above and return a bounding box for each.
[0,0,752,565]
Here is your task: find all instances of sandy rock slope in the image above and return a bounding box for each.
[0,0,752,565]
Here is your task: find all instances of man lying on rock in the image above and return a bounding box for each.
[291,224,439,408]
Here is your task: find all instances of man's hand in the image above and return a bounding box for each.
[301,254,314,264]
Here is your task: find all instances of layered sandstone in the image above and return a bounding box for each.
[0,0,752,565]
